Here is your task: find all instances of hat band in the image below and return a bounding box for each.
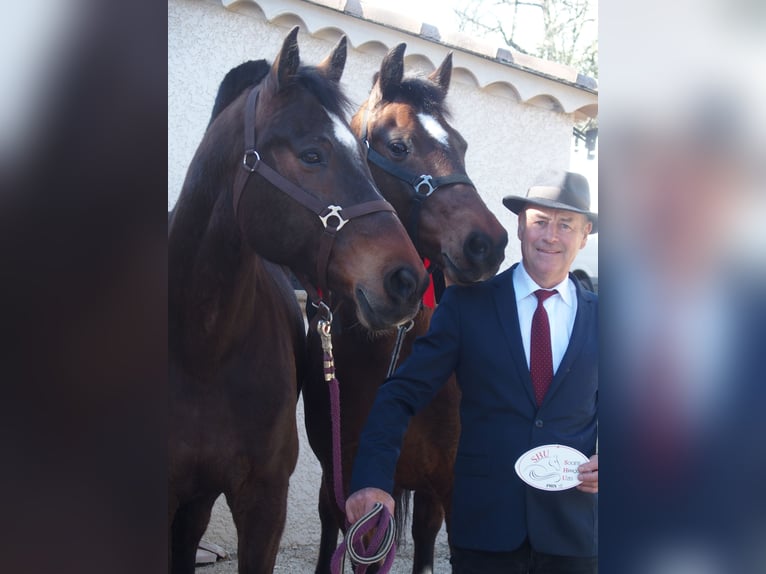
[527,185,589,211]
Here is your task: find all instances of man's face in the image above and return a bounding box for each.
[518,206,592,288]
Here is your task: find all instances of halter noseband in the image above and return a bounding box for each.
[233,85,395,304]
[359,102,474,251]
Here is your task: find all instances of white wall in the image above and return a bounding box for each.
[168,0,578,268]
[168,0,580,552]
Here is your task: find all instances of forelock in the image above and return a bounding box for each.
[373,72,451,118]
[292,65,353,117]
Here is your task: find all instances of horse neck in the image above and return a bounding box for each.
[169,170,264,366]
[352,100,426,258]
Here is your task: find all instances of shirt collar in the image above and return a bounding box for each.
[513,261,575,308]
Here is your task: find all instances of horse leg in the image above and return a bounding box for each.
[170,493,218,574]
[228,479,289,574]
[314,478,342,574]
[411,490,445,574]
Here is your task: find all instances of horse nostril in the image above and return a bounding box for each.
[385,266,419,305]
[464,232,492,264]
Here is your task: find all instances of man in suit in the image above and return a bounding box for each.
[346,170,599,573]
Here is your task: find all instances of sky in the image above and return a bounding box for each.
[379,0,464,33]
[370,0,544,48]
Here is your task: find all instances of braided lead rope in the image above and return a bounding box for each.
[318,318,397,574]
[331,502,396,574]
[318,317,346,510]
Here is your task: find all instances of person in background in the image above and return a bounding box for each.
[346,170,599,573]
[604,94,766,574]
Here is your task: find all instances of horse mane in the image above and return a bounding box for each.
[372,71,452,119]
[208,60,270,127]
[208,60,353,126]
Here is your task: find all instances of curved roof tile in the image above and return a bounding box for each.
[222,0,597,117]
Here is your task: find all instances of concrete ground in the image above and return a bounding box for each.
[197,539,452,573]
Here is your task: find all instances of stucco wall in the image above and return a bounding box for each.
[168,0,575,267]
[168,0,576,554]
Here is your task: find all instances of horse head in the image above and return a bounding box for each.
[352,44,508,285]
[202,28,427,330]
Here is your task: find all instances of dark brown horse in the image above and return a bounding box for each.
[168,29,427,574]
[303,45,508,574]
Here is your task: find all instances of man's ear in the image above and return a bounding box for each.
[580,222,592,247]
[517,212,526,241]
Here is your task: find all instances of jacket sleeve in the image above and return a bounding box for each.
[349,285,463,495]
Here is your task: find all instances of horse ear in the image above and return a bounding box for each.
[378,43,406,101]
[272,26,301,89]
[428,51,453,92]
[317,35,347,83]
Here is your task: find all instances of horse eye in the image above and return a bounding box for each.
[388,141,409,157]
[300,150,323,165]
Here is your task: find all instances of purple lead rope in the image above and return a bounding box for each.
[317,317,397,574]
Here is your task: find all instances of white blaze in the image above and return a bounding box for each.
[330,112,360,158]
[417,113,449,147]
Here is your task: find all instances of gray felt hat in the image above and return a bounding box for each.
[502,170,598,234]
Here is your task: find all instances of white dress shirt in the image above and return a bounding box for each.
[513,262,578,375]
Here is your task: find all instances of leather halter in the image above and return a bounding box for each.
[233,85,395,303]
[359,102,474,251]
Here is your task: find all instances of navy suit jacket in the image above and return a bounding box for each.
[350,263,598,557]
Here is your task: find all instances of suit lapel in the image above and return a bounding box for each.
[541,276,595,407]
[493,264,537,406]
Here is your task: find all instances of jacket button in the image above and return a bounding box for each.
[535,419,544,428]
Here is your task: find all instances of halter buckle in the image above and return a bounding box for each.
[313,300,333,324]
[243,149,260,172]
[414,174,436,196]
[319,205,349,231]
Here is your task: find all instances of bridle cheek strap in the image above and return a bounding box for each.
[359,106,474,250]
[364,144,474,195]
[232,85,395,300]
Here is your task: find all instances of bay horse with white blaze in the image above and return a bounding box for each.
[168,29,427,574]
[303,44,508,574]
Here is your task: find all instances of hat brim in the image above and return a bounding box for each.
[502,196,598,234]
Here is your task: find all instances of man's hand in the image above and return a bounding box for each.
[345,487,395,524]
[576,454,598,494]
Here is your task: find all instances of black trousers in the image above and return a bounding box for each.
[450,540,597,574]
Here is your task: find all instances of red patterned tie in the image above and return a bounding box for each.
[531,289,557,406]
